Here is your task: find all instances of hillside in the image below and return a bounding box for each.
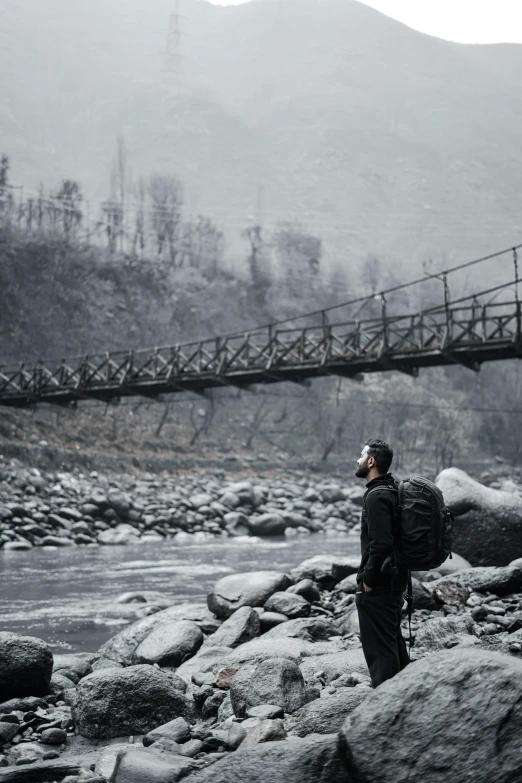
[2,0,522,272]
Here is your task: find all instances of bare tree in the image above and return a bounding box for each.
[242,224,271,306]
[148,174,183,264]
[53,180,83,240]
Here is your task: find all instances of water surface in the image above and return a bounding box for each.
[0,534,359,653]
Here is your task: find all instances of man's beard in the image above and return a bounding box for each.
[355,461,370,479]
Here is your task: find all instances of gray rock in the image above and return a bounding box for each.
[287,686,369,736]
[205,607,260,648]
[134,620,203,667]
[98,524,140,545]
[178,739,204,757]
[72,665,191,738]
[0,633,53,700]
[410,577,438,610]
[260,612,289,631]
[97,605,209,665]
[213,637,344,669]
[207,572,292,619]
[246,704,285,719]
[0,722,19,745]
[230,658,307,717]
[335,574,358,594]
[41,535,73,547]
[223,512,250,536]
[431,565,522,596]
[53,654,93,680]
[341,648,522,783]
[186,735,346,783]
[286,579,321,603]
[436,467,522,566]
[40,727,67,745]
[413,614,480,653]
[261,617,339,642]
[247,513,287,536]
[291,555,359,589]
[107,489,131,519]
[143,717,191,747]
[175,646,233,684]
[240,718,286,747]
[264,592,311,619]
[96,745,196,783]
[3,541,32,551]
[435,552,472,576]
[335,605,360,636]
[299,648,369,683]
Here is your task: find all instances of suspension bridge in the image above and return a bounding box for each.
[1,245,522,408]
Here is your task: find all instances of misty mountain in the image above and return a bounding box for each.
[2,0,522,274]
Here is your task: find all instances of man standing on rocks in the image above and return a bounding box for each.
[355,439,409,687]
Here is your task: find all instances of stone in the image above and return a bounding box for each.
[286,579,321,603]
[240,718,286,747]
[186,734,346,783]
[40,727,67,745]
[436,467,522,566]
[436,552,472,576]
[431,566,522,596]
[178,739,204,757]
[230,658,307,717]
[207,572,292,619]
[0,633,53,701]
[264,592,311,619]
[335,574,359,594]
[299,648,369,683]
[134,620,203,667]
[246,704,284,719]
[259,612,289,631]
[291,555,359,589]
[205,607,260,648]
[319,486,345,504]
[143,717,191,747]
[0,722,18,744]
[287,686,369,736]
[247,513,287,536]
[3,541,32,551]
[261,617,339,642]
[96,745,196,783]
[213,667,238,689]
[201,690,226,719]
[97,605,209,666]
[0,696,47,712]
[223,512,250,536]
[98,524,140,545]
[107,490,131,519]
[175,646,233,684]
[72,665,191,738]
[341,648,522,783]
[433,580,470,606]
[410,577,437,610]
[413,614,480,653]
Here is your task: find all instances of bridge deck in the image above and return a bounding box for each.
[1,300,521,407]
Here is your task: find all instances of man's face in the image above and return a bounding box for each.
[355,444,373,479]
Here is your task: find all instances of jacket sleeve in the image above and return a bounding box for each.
[362,489,396,587]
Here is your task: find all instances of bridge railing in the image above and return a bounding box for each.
[0,299,520,402]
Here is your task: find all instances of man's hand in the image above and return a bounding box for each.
[363,582,373,593]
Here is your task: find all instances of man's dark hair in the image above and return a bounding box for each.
[366,439,393,474]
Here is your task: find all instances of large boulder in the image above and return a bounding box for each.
[230,658,307,717]
[0,633,53,700]
[261,617,339,642]
[214,637,341,668]
[247,513,287,536]
[96,744,197,782]
[431,566,522,596]
[204,607,260,649]
[299,648,369,684]
[98,523,140,545]
[340,648,522,783]
[436,467,522,565]
[413,614,480,653]
[96,604,209,665]
[186,735,347,783]
[134,620,203,666]
[72,665,190,738]
[287,686,370,736]
[264,592,311,619]
[291,556,359,589]
[208,572,292,619]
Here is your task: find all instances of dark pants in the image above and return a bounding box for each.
[356,589,410,688]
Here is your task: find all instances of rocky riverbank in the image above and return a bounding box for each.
[2,551,522,782]
[0,462,364,549]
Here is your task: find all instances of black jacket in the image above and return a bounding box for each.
[357,473,408,593]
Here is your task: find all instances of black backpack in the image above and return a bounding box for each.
[370,476,454,650]
[394,476,453,571]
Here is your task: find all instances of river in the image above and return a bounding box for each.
[0,534,359,654]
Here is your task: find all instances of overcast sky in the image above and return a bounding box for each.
[206,0,522,44]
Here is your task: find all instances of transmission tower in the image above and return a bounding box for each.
[163,0,184,90]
